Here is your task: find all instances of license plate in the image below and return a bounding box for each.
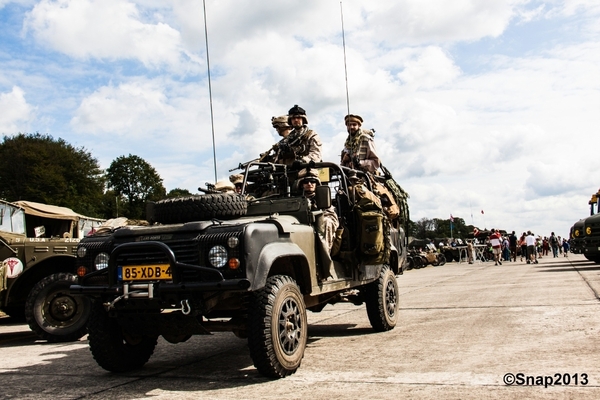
[119,264,172,281]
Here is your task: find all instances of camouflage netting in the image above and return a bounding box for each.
[380,165,410,227]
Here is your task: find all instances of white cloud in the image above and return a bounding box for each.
[0,86,34,133]
[23,0,187,70]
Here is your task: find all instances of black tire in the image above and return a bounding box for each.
[438,254,446,266]
[153,194,247,224]
[88,302,158,372]
[24,273,90,342]
[248,275,307,379]
[364,266,399,332]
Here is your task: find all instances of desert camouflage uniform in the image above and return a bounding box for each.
[275,126,322,165]
[341,128,380,174]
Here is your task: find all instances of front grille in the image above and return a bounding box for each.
[115,237,200,266]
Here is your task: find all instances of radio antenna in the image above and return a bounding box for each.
[203,0,218,182]
[340,1,350,115]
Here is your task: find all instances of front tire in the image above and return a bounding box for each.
[88,302,158,372]
[248,275,307,379]
[25,273,90,342]
[364,266,399,332]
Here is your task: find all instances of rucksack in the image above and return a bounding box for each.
[352,183,389,264]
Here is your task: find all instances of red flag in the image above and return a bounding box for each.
[450,214,454,222]
[481,210,484,214]
[473,228,479,236]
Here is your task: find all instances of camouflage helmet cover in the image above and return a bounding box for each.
[271,115,289,128]
[229,174,243,185]
[214,180,235,192]
[297,168,321,185]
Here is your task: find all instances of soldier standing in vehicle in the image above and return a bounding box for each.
[269,115,293,164]
[275,105,322,165]
[340,114,380,174]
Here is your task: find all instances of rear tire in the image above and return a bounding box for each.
[88,302,157,372]
[248,275,307,378]
[364,266,399,332]
[25,273,90,342]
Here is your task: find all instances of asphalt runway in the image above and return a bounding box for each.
[1,253,599,399]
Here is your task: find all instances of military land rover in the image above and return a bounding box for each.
[71,162,408,378]
[0,200,103,341]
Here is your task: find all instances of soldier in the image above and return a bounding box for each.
[275,105,322,165]
[340,114,380,174]
[298,168,338,252]
[229,174,244,194]
[271,115,291,139]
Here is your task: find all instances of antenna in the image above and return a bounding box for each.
[340,1,350,115]
[203,0,218,182]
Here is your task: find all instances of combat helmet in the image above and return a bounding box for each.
[288,104,308,125]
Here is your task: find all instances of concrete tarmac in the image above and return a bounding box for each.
[1,253,599,399]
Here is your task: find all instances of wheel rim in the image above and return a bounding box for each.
[278,297,303,355]
[43,290,82,326]
[384,279,397,318]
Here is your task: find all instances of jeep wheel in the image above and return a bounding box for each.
[364,266,399,332]
[88,302,158,372]
[248,275,307,379]
[25,273,90,342]
[153,194,247,224]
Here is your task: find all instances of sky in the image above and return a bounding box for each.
[1,0,599,238]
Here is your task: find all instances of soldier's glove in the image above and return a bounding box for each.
[352,156,361,168]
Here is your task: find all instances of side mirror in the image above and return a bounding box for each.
[315,185,331,209]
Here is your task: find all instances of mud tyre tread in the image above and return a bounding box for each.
[248,275,307,379]
[24,272,90,342]
[153,194,247,224]
[364,266,399,332]
[87,301,158,372]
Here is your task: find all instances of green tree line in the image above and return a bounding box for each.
[0,133,190,219]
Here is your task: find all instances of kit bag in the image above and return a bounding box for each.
[353,184,389,264]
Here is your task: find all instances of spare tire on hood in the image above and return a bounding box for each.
[152,194,247,224]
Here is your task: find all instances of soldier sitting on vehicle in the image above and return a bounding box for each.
[341,114,380,174]
[297,168,339,252]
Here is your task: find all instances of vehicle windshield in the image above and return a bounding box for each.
[0,202,26,235]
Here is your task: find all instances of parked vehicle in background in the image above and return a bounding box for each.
[0,200,104,341]
[571,188,599,261]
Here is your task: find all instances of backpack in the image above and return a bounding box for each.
[380,165,410,227]
[352,184,389,264]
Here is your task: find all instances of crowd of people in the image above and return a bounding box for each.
[479,229,570,265]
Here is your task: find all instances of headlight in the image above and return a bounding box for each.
[77,246,87,258]
[94,252,110,270]
[586,227,592,235]
[208,245,228,268]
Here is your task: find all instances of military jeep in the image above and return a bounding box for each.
[71,162,408,378]
[0,200,103,341]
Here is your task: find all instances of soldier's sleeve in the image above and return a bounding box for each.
[360,137,380,173]
[299,132,322,163]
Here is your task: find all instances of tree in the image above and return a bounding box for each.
[166,188,193,198]
[0,133,104,216]
[105,154,166,219]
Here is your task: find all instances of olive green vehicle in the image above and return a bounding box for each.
[0,200,103,341]
[581,188,600,263]
[71,162,408,379]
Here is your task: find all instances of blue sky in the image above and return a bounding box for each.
[1,0,599,237]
